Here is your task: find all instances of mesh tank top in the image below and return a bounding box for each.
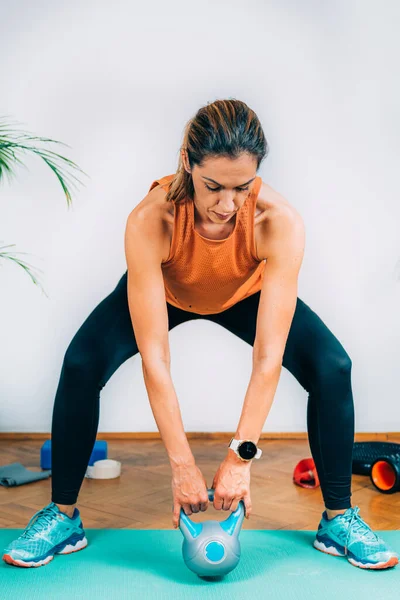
[148,174,266,315]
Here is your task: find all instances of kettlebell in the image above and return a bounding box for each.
[179,487,245,577]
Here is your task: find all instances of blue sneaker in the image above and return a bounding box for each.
[313,506,399,569]
[2,502,87,567]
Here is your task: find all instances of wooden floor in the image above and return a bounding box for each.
[1,438,399,531]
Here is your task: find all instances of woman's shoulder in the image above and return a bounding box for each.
[129,180,174,221]
[255,181,304,260]
[127,182,174,263]
[256,181,297,220]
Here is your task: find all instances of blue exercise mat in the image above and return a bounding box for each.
[1,529,399,599]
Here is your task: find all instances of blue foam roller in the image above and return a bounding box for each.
[40,440,108,469]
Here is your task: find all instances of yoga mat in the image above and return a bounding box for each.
[1,529,399,599]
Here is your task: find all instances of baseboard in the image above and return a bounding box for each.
[0,432,399,441]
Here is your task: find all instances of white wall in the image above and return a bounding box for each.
[1,0,399,434]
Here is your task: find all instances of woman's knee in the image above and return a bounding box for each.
[336,352,352,374]
[317,350,352,385]
[63,342,103,375]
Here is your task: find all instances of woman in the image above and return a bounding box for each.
[3,99,398,570]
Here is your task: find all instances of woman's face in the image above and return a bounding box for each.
[183,152,258,225]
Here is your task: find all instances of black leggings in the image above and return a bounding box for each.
[51,271,354,510]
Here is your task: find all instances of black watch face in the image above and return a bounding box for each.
[238,441,257,460]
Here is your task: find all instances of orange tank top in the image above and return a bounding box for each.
[148,174,266,315]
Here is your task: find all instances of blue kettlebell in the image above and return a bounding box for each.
[179,487,245,577]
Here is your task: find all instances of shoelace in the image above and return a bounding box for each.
[21,504,60,540]
[343,506,380,555]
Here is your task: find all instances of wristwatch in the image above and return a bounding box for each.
[228,437,263,462]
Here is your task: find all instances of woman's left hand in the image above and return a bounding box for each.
[211,453,252,519]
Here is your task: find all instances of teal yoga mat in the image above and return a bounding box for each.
[1,529,399,599]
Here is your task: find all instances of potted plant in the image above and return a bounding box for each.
[0,115,88,295]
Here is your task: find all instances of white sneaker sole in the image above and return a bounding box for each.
[2,536,88,568]
[313,539,399,569]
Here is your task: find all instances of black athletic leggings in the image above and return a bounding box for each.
[51,271,354,510]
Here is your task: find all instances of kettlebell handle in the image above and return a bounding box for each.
[207,488,215,502]
[179,487,245,539]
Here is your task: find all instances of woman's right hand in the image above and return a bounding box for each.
[171,463,210,529]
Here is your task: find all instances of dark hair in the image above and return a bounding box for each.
[165,98,269,204]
